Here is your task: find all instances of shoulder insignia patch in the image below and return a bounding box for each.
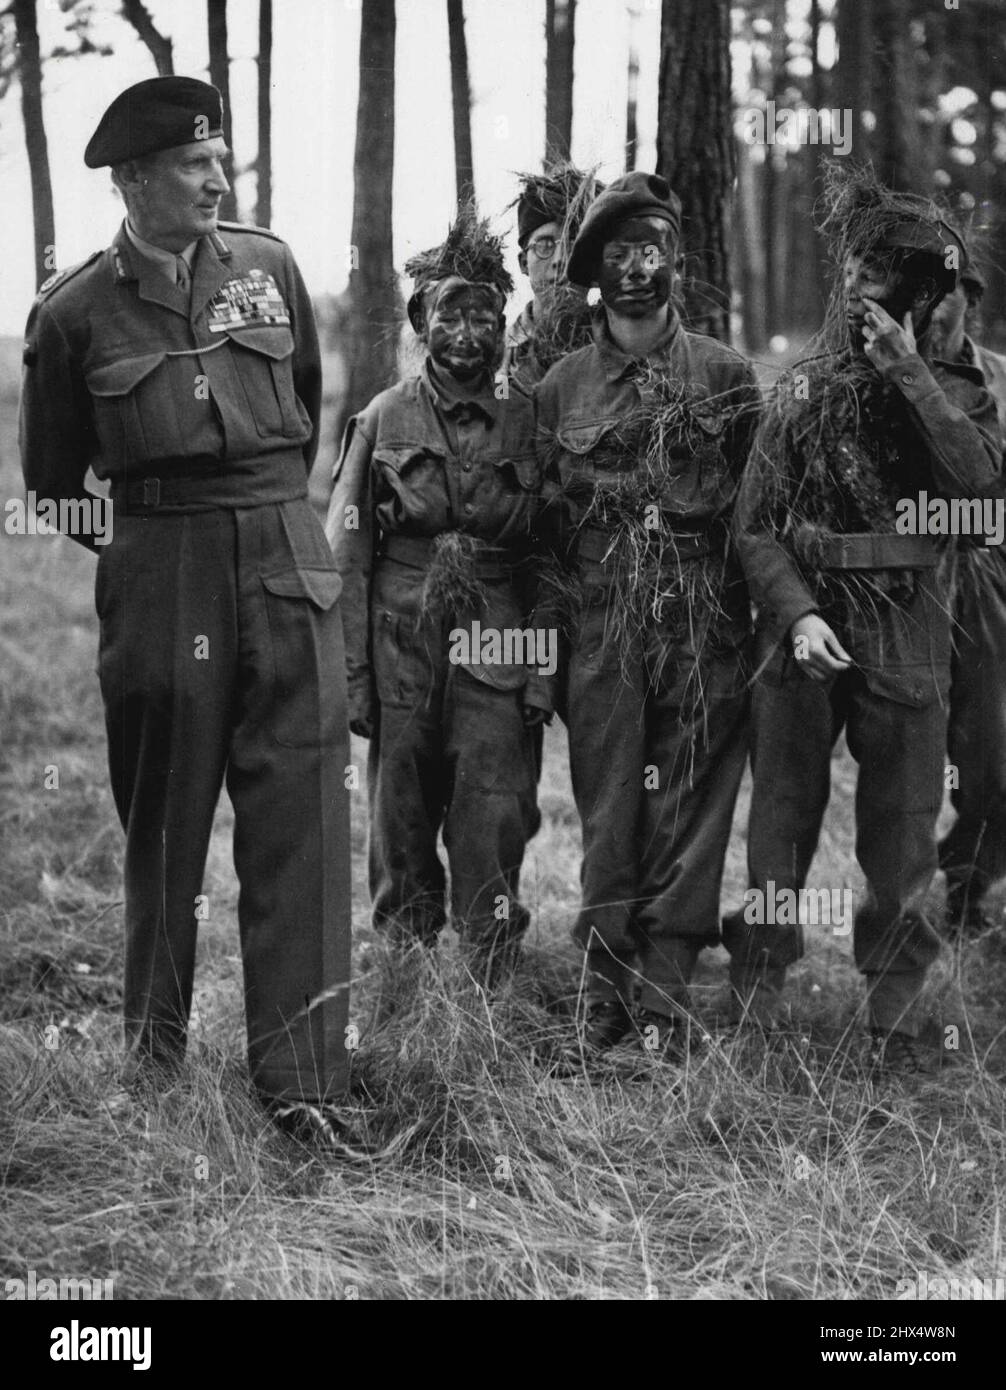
[36,250,104,300]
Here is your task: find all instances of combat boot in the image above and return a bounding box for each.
[582,999,633,1050]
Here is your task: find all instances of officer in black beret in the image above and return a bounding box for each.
[19,77,353,1146]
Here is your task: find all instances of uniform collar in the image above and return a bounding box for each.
[422,358,499,424]
[506,301,536,349]
[124,220,198,281]
[592,304,682,382]
[112,221,235,321]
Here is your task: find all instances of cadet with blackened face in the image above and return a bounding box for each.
[418,277,503,382]
[535,172,760,1059]
[596,215,675,319]
[326,211,548,991]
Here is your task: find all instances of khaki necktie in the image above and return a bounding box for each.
[175,255,190,296]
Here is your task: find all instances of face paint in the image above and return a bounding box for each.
[598,217,673,318]
[929,283,967,360]
[425,282,502,381]
[843,252,929,353]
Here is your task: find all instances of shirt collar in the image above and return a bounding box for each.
[592,304,683,382]
[124,219,199,283]
[422,358,499,424]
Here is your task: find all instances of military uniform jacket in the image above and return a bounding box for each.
[735,346,1003,706]
[326,361,544,711]
[19,221,321,548]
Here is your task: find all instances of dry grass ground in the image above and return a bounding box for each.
[2,354,1006,1302]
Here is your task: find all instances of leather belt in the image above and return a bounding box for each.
[379,531,517,580]
[576,524,717,566]
[796,529,941,570]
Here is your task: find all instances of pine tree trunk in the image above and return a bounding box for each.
[256,0,273,227]
[332,0,399,446]
[14,0,56,290]
[625,1,640,171]
[656,0,733,341]
[121,0,174,75]
[833,0,873,168]
[871,0,926,190]
[207,0,238,220]
[447,0,474,206]
[545,0,575,162]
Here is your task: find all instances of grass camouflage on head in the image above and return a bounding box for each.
[509,162,604,252]
[819,162,965,306]
[405,205,514,335]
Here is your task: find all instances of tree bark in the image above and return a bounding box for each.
[545,0,575,163]
[833,0,873,167]
[625,1,639,172]
[256,0,272,227]
[332,0,399,446]
[871,0,926,190]
[121,0,174,75]
[447,0,474,207]
[14,0,56,290]
[656,0,733,341]
[207,0,238,220]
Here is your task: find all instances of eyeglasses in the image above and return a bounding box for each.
[527,236,558,262]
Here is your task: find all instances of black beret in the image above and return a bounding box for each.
[567,172,682,287]
[868,217,966,293]
[961,260,987,296]
[516,170,603,248]
[85,77,223,169]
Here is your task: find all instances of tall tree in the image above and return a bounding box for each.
[332,0,399,444]
[447,0,473,207]
[207,0,237,220]
[256,0,272,227]
[625,1,640,172]
[544,0,575,162]
[14,0,55,289]
[656,0,734,340]
[871,0,926,190]
[832,0,873,167]
[121,0,173,75]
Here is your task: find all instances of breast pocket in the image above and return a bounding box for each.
[556,419,623,474]
[373,445,450,531]
[224,325,305,439]
[85,353,184,465]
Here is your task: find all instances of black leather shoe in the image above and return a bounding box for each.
[583,999,633,1050]
[265,1100,360,1153]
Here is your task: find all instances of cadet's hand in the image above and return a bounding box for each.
[862,298,916,371]
[790,613,853,682]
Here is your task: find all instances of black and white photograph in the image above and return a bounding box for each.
[2,0,1005,1334]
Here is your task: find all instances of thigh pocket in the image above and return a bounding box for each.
[261,566,344,747]
[372,606,436,708]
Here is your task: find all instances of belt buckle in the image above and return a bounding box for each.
[142,478,161,507]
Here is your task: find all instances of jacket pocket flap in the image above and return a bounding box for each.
[373,445,446,473]
[86,353,166,397]
[494,453,539,489]
[224,325,295,360]
[556,420,617,455]
[262,567,343,609]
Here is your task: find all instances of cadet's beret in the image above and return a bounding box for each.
[567,172,682,287]
[961,260,987,296]
[515,169,604,248]
[862,215,967,292]
[84,77,223,169]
